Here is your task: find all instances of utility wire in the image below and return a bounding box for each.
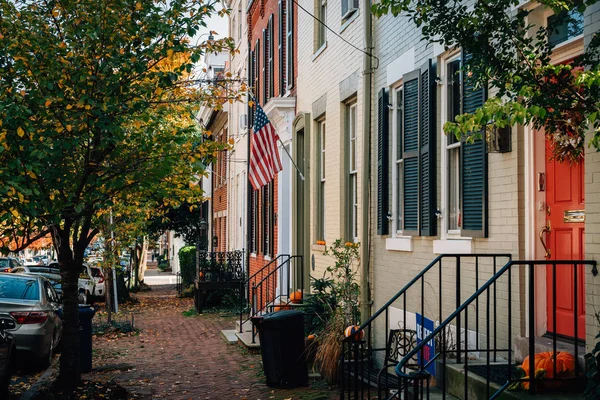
[293,0,379,69]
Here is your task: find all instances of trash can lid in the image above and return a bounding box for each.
[78,305,96,317]
[262,309,302,321]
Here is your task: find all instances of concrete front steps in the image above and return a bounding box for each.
[437,361,584,400]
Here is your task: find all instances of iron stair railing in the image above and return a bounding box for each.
[393,259,598,400]
[239,254,304,343]
[340,254,512,399]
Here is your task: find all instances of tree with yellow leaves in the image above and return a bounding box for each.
[0,0,241,387]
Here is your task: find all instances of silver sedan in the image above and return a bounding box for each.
[0,274,62,369]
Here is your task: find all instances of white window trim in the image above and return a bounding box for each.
[390,84,405,236]
[318,119,326,241]
[348,103,359,243]
[440,50,473,245]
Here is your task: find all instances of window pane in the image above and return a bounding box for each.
[350,105,356,171]
[548,9,584,48]
[351,174,358,239]
[448,147,460,230]
[447,59,461,145]
[396,90,402,160]
[396,162,403,231]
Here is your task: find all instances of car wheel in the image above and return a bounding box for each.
[0,352,10,398]
[38,335,53,370]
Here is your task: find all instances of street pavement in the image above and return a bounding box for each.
[87,284,337,399]
[143,268,178,286]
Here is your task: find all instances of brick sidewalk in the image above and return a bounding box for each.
[87,285,338,400]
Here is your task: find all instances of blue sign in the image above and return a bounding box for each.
[415,313,436,376]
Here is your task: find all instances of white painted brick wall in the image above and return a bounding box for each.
[584,2,600,351]
[296,0,365,276]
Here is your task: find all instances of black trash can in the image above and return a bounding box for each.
[251,310,308,388]
[78,305,96,372]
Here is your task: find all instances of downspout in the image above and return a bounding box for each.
[360,0,373,323]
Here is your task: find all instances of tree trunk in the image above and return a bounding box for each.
[138,237,148,283]
[55,230,82,388]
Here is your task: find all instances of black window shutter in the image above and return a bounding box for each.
[377,88,389,235]
[402,69,420,235]
[256,40,260,104]
[419,60,436,236]
[278,1,284,96]
[460,52,488,238]
[262,29,266,103]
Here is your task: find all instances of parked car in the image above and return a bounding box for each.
[32,256,49,266]
[88,265,104,300]
[10,267,63,300]
[11,266,94,305]
[78,265,96,304]
[0,274,62,369]
[0,258,20,273]
[0,315,16,397]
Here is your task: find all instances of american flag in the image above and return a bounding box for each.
[249,103,283,190]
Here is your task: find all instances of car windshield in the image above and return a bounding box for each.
[91,268,103,278]
[0,259,9,268]
[0,276,40,300]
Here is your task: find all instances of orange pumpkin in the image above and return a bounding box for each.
[307,334,316,341]
[521,351,575,379]
[198,271,205,281]
[273,303,291,312]
[344,325,364,341]
[289,290,303,304]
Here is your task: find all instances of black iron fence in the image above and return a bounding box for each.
[389,259,597,400]
[340,254,513,399]
[197,250,245,282]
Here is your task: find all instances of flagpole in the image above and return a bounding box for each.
[278,139,304,181]
[248,91,305,182]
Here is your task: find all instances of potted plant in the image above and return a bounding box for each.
[309,239,361,384]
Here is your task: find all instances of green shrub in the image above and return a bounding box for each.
[178,246,196,286]
[157,261,169,272]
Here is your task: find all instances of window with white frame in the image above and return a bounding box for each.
[446,57,461,232]
[341,0,358,20]
[317,119,326,241]
[315,0,326,51]
[378,60,436,239]
[442,52,488,238]
[286,0,294,89]
[347,103,358,241]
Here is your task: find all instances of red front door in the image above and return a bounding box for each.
[545,143,585,340]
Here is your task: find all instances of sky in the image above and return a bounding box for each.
[193,8,230,43]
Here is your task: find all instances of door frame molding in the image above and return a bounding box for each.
[292,112,311,292]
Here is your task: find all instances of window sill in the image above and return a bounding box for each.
[385,237,413,252]
[250,252,257,258]
[312,42,327,61]
[551,34,583,51]
[433,239,472,254]
[263,255,271,261]
[311,244,326,253]
[340,10,359,34]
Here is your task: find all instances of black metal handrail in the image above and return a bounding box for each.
[340,254,513,399]
[394,259,597,400]
[238,254,289,334]
[240,255,304,343]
